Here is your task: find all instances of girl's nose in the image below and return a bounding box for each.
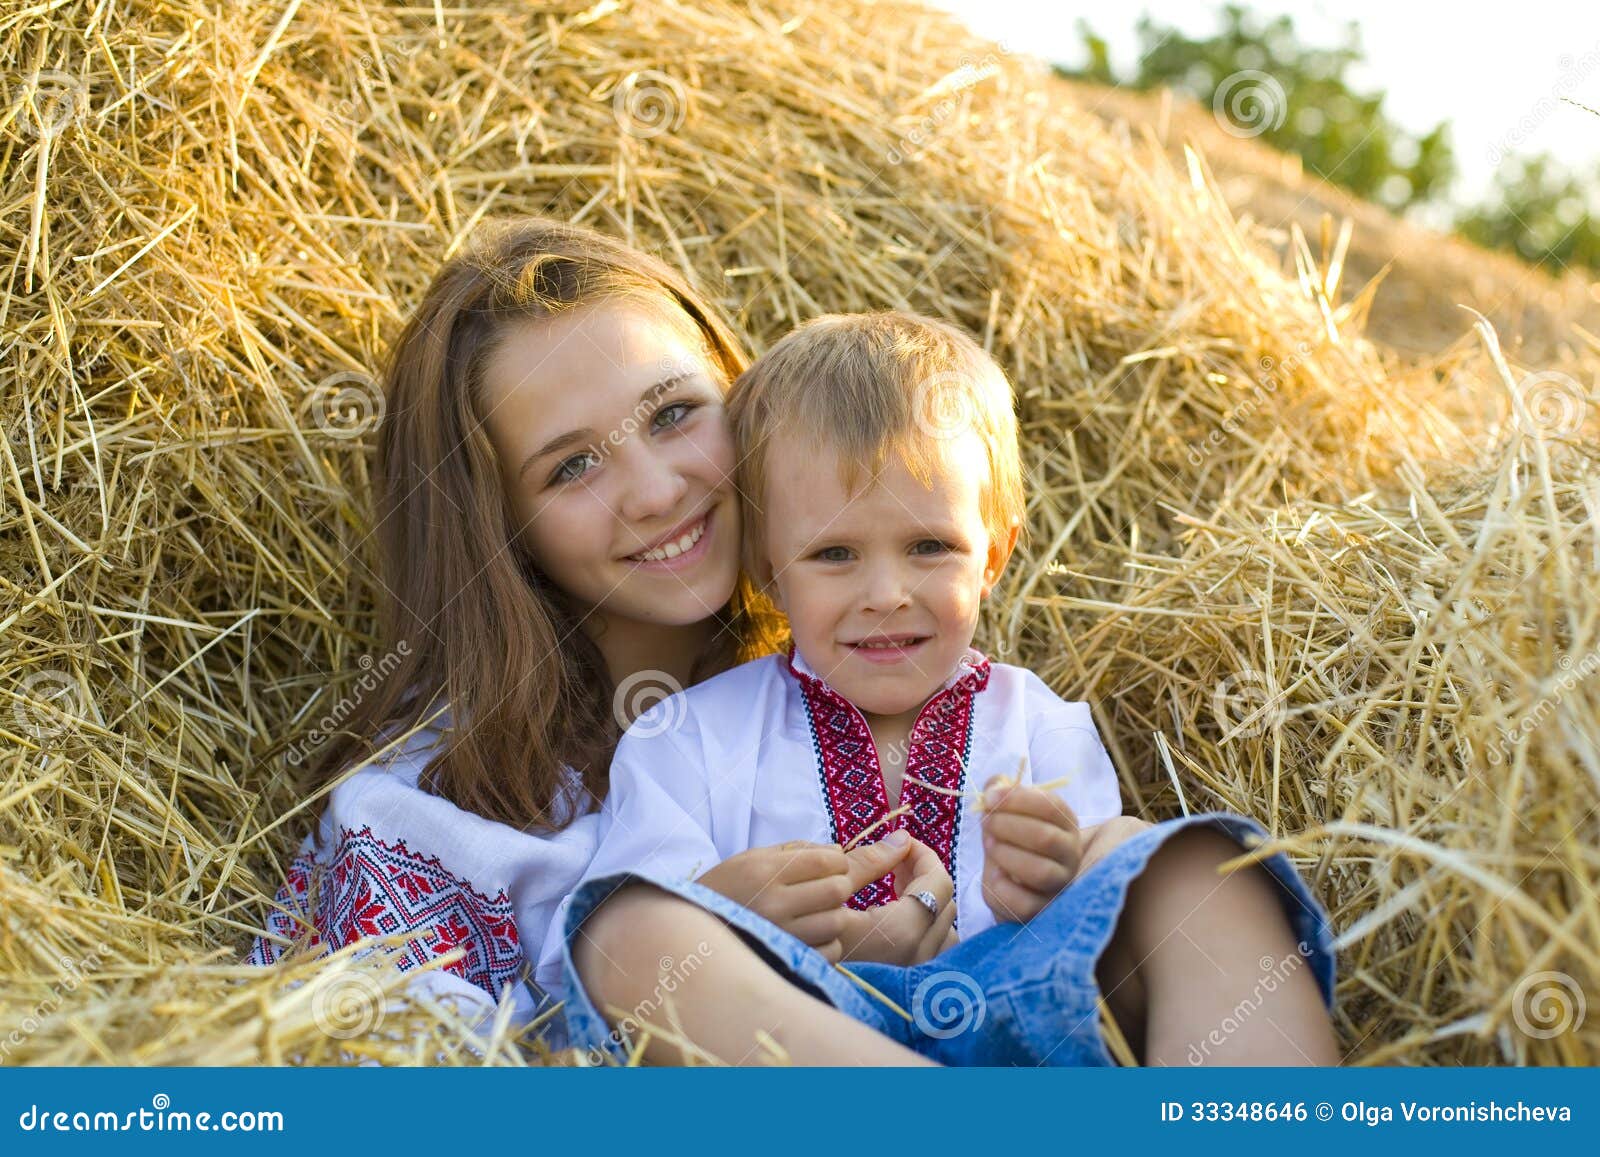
[617,441,689,527]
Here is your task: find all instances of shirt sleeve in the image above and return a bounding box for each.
[579,706,722,889]
[1023,675,1124,829]
[532,701,724,991]
[246,721,590,1037]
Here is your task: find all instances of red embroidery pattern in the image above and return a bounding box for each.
[789,650,989,914]
[247,825,524,1000]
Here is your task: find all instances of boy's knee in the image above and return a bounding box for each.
[1143,823,1298,928]
[572,883,642,982]
[572,882,697,987]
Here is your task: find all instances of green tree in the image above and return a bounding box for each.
[1059,5,1455,212]
[1458,153,1600,276]
[1059,6,1600,275]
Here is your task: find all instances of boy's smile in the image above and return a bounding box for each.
[757,434,1016,723]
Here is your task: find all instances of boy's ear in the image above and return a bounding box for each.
[980,520,1021,598]
[751,549,784,611]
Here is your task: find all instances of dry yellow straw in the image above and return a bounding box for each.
[841,805,914,851]
[2,0,1594,1069]
[902,768,1076,813]
[834,964,914,1022]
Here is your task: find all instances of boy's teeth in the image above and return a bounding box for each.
[633,518,704,562]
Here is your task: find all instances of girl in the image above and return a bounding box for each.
[249,216,1337,1066]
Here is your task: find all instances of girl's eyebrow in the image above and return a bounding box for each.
[516,373,696,479]
[518,428,596,479]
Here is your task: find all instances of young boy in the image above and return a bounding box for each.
[558,310,1128,962]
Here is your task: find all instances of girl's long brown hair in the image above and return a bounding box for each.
[300,217,785,832]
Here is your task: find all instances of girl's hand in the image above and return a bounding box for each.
[837,834,957,966]
[696,836,919,963]
[979,774,1083,924]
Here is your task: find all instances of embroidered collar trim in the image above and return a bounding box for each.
[785,644,990,921]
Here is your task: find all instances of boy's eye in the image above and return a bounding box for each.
[815,546,853,563]
[653,401,695,430]
[912,539,952,555]
[550,451,600,485]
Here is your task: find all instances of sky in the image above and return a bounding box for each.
[929,0,1600,208]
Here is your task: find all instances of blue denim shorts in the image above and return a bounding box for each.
[558,811,1337,1065]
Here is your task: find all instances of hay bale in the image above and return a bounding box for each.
[1,0,1594,1064]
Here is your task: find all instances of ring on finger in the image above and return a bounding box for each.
[911,889,940,916]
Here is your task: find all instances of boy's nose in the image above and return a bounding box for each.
[859,561,913,613]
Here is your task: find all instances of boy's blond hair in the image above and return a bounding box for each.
[727,311,1025,579]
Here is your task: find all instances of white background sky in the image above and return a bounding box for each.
[930,0,1600,208]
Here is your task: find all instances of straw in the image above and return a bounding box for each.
[2,0,1594,1066]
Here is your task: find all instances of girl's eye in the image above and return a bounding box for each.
[816,546,852,563]
[550,451,600,486]
[653,402,695,430]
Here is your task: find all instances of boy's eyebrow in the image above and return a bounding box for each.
[791,522,963,549]
[516,373,696,479]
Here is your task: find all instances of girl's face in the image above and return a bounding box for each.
[479,301,742,633]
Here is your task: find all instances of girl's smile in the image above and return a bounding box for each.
[625,506,715,567]
[479,302,743,631]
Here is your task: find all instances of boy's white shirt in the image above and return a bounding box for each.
[540,647,1123,982]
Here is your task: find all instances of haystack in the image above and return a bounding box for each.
[1,0,1595,1065]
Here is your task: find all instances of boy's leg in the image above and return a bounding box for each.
[571,883,936,1066]
[1097,825,1339,1066]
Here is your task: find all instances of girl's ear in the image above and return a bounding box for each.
[980,521,1022,599]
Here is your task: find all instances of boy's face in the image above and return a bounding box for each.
[757,434,1016,721]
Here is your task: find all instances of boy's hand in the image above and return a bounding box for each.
[837,833,958,966]
[980,774,1083,924]
[696,836,919,963]
[1078,815,1152,875]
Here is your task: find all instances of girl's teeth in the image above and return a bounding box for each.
[634,519,704,562]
